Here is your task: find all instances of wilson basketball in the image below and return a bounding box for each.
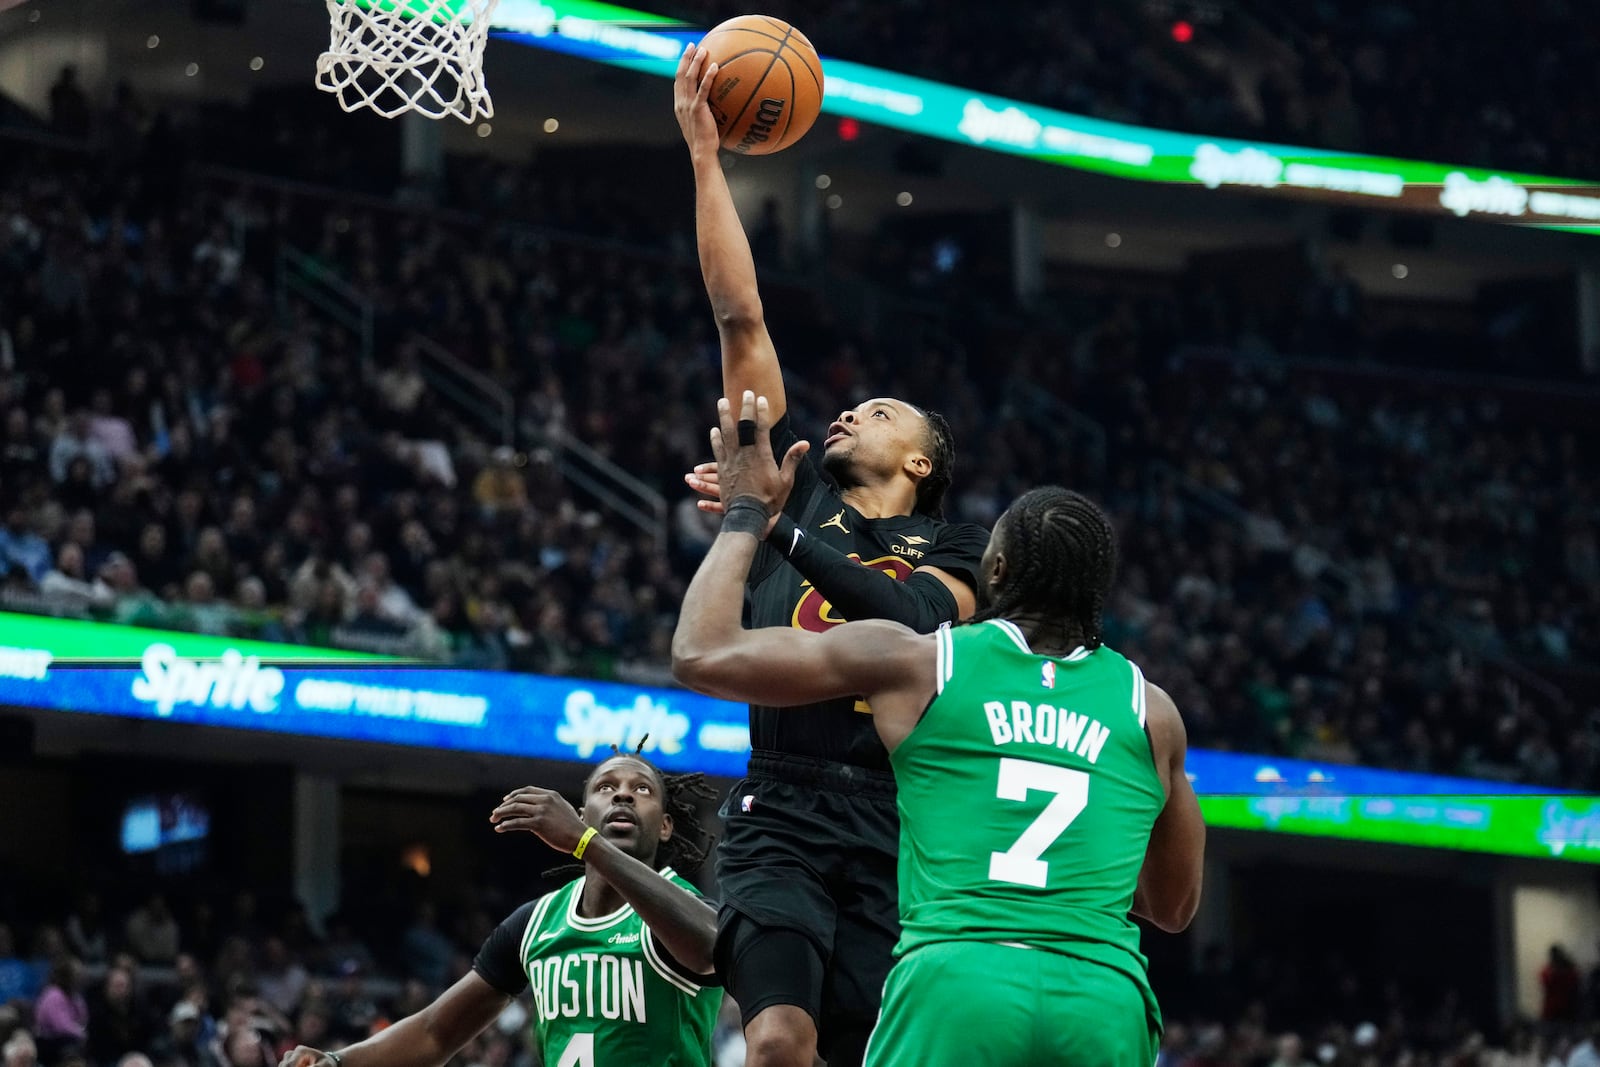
[699,15,824,156]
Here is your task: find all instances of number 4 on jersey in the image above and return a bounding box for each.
[555,1033,593,1067]
[989,758,1090,888]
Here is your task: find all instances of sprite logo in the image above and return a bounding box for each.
[1190,143,1283,190]
[130,644,285,717]
[1539,799,1600,857]
[556,689,690,758]
[1439,172,1528,218]
[956,98,1042,149]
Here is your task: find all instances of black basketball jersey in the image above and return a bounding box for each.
[743,416,989,771]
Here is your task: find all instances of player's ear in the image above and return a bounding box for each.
[658,813,675,843]
[989,551,1008,592]
[903,449,932,480]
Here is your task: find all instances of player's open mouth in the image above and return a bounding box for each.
[825,424,851,447]
[603,810,638,832]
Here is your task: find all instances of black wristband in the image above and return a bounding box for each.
[769,514,799,557]
[722,497,771,537]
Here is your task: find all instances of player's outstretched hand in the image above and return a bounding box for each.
[710,391,808,531]
[278,1048,333,1067]
[492,786,589,854]
[674,43,721,157]
[685,461,724,515]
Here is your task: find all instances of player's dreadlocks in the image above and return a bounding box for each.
[967,487,1117,650]
[911,407,955,520]
[544,739,719,883]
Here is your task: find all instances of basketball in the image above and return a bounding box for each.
[698,15,824,156]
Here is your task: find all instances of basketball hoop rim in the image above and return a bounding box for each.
[316,0,502,123]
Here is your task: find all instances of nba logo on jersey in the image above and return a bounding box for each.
[1041,662,1056,689]
[741,794,756,812]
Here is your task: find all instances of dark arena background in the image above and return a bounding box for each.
[0,0,1599,1065]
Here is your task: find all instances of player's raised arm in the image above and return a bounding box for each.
[674,43,787,422]
[1130,683,1206,933]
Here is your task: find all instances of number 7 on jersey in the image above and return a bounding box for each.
[989,758,1090,888]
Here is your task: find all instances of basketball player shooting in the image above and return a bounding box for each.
[674,392,1208,1067]
[674,42,991,1067]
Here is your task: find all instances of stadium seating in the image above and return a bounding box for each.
[662,0,1600,179]
[1,100,1595,791]
[3,20,1600,1067]
[1,888,1595,1067]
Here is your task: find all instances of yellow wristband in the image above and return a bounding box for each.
[572,826,599,859]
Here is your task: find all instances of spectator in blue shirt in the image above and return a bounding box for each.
[0,512,53,585]
[0,925,40,1006]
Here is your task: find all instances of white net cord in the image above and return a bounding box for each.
[317,0,502,123]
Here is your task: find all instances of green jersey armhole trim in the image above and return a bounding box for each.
[517,890,560,965]
[641,926,704,997]
[1129,660,1148,729]
[1128,658,1163,780]
[935,623,954,695]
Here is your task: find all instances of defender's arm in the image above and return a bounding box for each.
[672,525,924,709]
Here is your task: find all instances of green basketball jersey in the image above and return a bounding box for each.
[518,868,722,1067]
[890,621,1167,1029]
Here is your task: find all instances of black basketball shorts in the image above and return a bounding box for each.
[713,752,901,1067]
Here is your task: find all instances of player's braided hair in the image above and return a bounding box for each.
[543,739,718,883]
[966,487,1117,650]
[912,407,955,520]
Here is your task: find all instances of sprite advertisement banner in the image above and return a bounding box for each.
[0,611,391,664]
[481,0,1600,234]
[1,610,1596,862]
[1200,794,1600,865]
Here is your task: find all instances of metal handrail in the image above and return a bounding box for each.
[275,244,662,542]
[527,424,669,550]
[1173,343,1600,406]
[406,335,665,545]
[410,334,514,447]
[276,245,374,363]
[1000,379,1110,482]
[1144,458,1364,598]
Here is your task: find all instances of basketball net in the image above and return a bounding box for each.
[316,0,502,123]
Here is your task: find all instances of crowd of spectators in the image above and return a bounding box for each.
[2,82,1599,787]
[0,140,690,680]
[29,0,1600,185]
[1009,344,1599,786]
[0,888,1597,1067]
[6,29,1600,1067]
[661,0,1600,181]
